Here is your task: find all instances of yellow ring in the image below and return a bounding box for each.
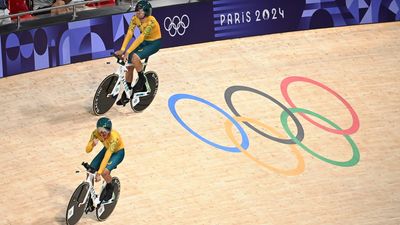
[225,116,305,176]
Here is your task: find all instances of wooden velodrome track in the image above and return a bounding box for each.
[0,21,399,225]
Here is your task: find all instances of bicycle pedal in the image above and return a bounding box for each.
[116,98,129,107]
[101,198,114,205]
[85,205,95,214]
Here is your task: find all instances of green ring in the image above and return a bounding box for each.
[280,108,360,167]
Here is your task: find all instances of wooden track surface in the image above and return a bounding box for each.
[0,22,399,225]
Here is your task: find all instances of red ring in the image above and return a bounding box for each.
[280,76,360,135]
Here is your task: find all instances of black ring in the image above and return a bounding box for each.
[224,86,305,144]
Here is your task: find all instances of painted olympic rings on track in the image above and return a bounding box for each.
[280,108,360,167]
[281,76,360,135]
[168,76,361,174]
[225,85,304,144]
[225,116,305,176]
[168,93,249,153]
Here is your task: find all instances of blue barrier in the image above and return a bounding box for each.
[0,0,399,77]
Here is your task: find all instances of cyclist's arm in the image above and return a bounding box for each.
[120,29,134,52]
[126,21,154,54]
[86,131,97,153]
[97,149,112,174]
[126,33,145,55]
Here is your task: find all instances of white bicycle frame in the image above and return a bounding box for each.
[76,170,114,216]
[107,60,151,107]
[78,171,100,209]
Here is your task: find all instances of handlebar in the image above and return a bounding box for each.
[82,162,97,174]
[110,52,126,66]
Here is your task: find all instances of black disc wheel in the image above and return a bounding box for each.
[96,177,121,221]
[130,71,159,113]
[93,74,119,115]
[66,182,90,225]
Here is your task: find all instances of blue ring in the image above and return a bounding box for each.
[168,94,249,153]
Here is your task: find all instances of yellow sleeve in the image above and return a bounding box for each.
[98,150,113,174]
[86,131,96,153]
[126,33,145,55]
[121,16,138,51]
[120,29,134,52]
[126,19,155,54]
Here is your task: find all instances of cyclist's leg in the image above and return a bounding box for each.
[116,66,134,105]
[88,147,106,183]
[90,147,106,171]
[127,42,145,76]
[100,149,125,180]
[132,40,161,92]
[131,53,147,92]
[125,66,134,85]
[130,50,145,93]
[132,53,143,76]
[117,57,135,105]
[116,43,143,105]
[107,149,125,170]
[100,149,125,201]
[99,168,113,201]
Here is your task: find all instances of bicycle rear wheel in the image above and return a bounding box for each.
[66,182,90,225]
[131,71,159,112]
[93,74,119,115]
[96,177,121,221]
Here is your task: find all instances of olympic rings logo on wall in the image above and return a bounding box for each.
[168,76,361,176]
[163,14,191,37]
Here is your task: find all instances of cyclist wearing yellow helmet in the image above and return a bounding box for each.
[86,117,125,202]
[115,0,162,106]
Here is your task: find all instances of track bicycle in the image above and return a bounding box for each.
[92,53,159,115]
[65,162,121,225]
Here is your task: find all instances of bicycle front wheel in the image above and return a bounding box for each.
[93,74,119,115]
[66,182,90,225]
